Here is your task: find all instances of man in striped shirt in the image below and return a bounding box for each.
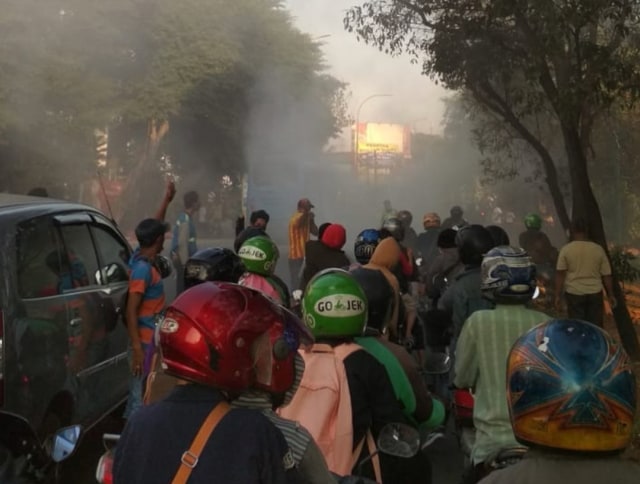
[288,198,318,289]
[454,247,548,484]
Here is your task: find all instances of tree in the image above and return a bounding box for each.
[0,0,346,224]
[345,0,640,358]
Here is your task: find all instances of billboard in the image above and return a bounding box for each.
[355,123,411,159]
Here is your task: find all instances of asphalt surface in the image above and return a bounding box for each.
[61,237,465,483]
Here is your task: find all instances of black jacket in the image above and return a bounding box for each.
[300,240,350,290]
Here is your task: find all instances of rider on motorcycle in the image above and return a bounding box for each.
[518,213,558,268]
[416,212,442,270]
[165,248,335,483]
[280,269,411,483]
[238,235,290,307]
[397,210,418,252]
[114,282,299,483]
[350,266,446,432]
[454,246,549,484]
[351,228,382,269]
[481,319,639,484]
[438,225,495,340]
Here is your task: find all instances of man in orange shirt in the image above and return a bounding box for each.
[288,198,318,289]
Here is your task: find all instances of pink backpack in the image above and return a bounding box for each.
[279,343,380,478]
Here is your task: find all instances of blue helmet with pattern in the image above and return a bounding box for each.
[507,319,636,452]
[354,228,381,265]
[481,246,536,302]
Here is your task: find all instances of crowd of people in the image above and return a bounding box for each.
[113,180,638,484]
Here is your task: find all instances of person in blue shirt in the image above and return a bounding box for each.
[124,179,175,419]
[171,190,200,295]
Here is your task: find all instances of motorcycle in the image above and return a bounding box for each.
[452,388,527,474]
[0,411,82,483]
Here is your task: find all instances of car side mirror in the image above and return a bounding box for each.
[49,425,82,463]
[96,263,128,285]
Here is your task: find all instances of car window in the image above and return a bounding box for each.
[16,216,65,298]
[91,224,130,285]
[57,224,101,290]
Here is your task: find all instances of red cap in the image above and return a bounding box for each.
[321,224,346,250]
[297,198,314,210]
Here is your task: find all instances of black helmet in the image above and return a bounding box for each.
[381,217,405,242]
[354,229,381,265]
[455,224,494,266]
[349,267,394,336]
[154,255,173,279]
[485,225,510,247]
[184,248,246,289]
[397,210,413,228]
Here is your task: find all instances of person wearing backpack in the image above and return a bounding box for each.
[279,269,410,483]
[114,282,299,483]
[350,266,447,432]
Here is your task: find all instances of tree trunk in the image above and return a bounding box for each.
[472,83,571,234]
[562,124,640,360]
[117,118,170,230]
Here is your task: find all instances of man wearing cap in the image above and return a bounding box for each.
[234,209,270,252]
[124,180,175,419]
[288,198,318,289]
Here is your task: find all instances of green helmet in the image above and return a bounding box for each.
[302,268,368,339]
[524,213,542,230]
[238,236,279,276]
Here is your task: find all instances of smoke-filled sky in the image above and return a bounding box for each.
[285,0,450,134]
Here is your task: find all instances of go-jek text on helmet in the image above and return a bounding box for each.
[381,217,405,242]
[253,306,313,395]
[302,268,368,339]
[184,247,246,289]
[422,212,441,229]
[238,235,279,276]
[455,224,494,266]
[158,282,290,393]
[397,210,413,228]
[349,267,394,336]
[354,228,381,265]
[524,213,542,230]
[507,319,636,452]
[481,246,536,302]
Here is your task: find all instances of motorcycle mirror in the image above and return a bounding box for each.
[423,352,451,375]
[532,286,540,300]
[376,423,420,458]
[154,255,173,279]
[50,425,82,463]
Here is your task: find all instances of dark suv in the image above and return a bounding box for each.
[0,194,131,466]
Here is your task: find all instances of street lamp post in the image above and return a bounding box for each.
[353,94,392,169]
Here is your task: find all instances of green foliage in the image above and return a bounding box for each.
[0,0,345,195]
[610,246,640,285]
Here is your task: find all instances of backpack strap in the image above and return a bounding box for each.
[171,401,231,484]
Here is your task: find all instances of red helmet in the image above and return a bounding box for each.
[253,307,313,395]
[159,282,307,393]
